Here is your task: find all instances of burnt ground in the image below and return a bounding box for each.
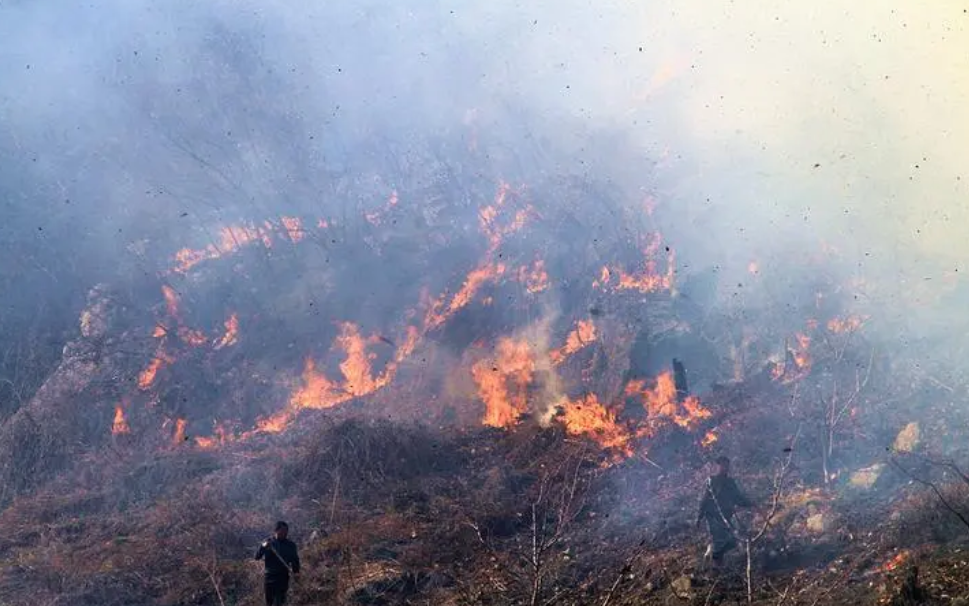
[1,389,969,606]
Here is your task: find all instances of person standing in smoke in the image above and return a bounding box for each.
[696,456,753,567]
[255,521,301,605]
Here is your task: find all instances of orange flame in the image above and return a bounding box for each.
[365,190,400,226]
[138,349,173,390]
[112,405,130,435]
[827,315,865,334]
[162,285,181,318]
[701,430,719,447]
[517,259,549,294]
[424,263,506,330]
[281,216,304,243]
[472,338,535,428]
[178,328,207,347]
[625,371,712,430]
[214,313,240,349]
[773,333,813,382]
[195,421,234,450]
[596,234,676,294]
[259,323,419,433]
[550,320,597,366]
[559,394,633,457]
[172,418,187,445]
[880,550,910,573]
[172,222,289,273]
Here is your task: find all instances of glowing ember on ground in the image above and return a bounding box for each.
[472,338,535,428]
[550,320,597,365]
[111,405,130,435]
[558,394,633,457]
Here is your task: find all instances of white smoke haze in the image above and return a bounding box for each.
[2,0,968,368]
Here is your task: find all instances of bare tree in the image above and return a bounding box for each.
[469,448,596,606]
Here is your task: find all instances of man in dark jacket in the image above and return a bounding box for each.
[255,521,301,605]
[696,456,753,566]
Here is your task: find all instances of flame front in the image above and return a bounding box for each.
[827,315,865,334]
[550,319,597,366]
[595,233,675,294]
[625,371,712,431]
[517,259,549,294]
[559,394,633,457]
[259,323,418,433]
[214,313,239,349]
[473,338,535,428]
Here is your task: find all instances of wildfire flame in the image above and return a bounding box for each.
[880,550,910,573]
[472,338,535,428]
[280,216,304,243]
[558,394,633,457]
[138,348,173,390]
[773,332,813,382]
[258,323,419,433]
[195,421,234,450]
[424,262,506,331]
[550,319,597,366]
[213,313,239,349]
[365,190,400,226]
[517,259,549,294]
[172,418,187,445]
[595,233,675,294]
[827,315,865,334]
[112,405,130,435]
[701,430,719,447]
[625,371,712,431]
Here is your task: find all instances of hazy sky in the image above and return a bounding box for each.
[2,0,967,328]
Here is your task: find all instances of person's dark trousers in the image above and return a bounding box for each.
[265,576,289,606]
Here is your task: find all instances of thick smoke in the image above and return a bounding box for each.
[2,0,968,390]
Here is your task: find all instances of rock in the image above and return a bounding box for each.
[894,422,920,453]
[671,575,693,599]
[850,464,885,489]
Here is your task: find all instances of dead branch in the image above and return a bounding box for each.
[743,424,800,605]
[889,456,969,532]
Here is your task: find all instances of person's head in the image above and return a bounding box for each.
[274,521,289,540]
[714,456,731,477]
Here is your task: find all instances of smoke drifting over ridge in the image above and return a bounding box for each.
[2,0,968,363]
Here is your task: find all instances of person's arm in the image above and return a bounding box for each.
[696,484,711,526]
[731,479,754,508]
[255,541,266,561]
[292,547,301,575]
